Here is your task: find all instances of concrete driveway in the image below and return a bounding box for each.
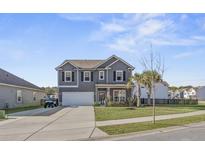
[0,106,95,141]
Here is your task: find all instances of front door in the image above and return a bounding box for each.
[98,91,106,105]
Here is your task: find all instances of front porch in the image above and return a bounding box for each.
[95,84,131,104]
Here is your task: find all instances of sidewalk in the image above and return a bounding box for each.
[96,110,205,127]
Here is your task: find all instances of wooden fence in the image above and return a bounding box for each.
[140,98,198,105]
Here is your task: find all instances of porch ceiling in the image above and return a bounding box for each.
[95,84,127,88]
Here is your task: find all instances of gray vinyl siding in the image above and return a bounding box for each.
[58,63,77,86]
[108,60,132,84]
[0,85,45,109]
[58,58,133,102]
[97,57,118,68]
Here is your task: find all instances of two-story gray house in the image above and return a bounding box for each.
[55,55,135,106]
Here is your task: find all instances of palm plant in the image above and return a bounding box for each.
[127,73,143,107]
[141,70,162,105]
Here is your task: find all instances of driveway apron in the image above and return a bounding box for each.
[0,106,95,141]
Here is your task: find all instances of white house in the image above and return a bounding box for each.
[168,90,181,99]
[180,88,197,99]
[133,81,169,99]
[197,86,205,101]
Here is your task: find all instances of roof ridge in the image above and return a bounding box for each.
[0,68,42,90]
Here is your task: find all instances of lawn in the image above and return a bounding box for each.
[99,114,205,135]
[0,110,5,119]
[5,105,42,114]
[95,104,205,121]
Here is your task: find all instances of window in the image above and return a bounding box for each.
[116,70,123,82]
[84,71,91,82]
[99,71,104,80]
[113,90,126,102]
[65,71,72,82]
[17,90,22,103]
[33,92,36,101]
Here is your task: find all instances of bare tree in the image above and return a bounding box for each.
[140,43,166,124]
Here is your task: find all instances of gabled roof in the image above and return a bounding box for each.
[95,55,135,69]
[0,68,42,90]
[56,55,135,70]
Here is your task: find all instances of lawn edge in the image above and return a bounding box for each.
[90,121,205,141]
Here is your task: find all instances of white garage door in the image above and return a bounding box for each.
[62,92,94,106]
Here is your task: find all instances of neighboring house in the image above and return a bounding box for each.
[0,68,45,109]
[55,55,135,106]
[197,86,205,101]
[133,82,169,99]
[180,88,197,99]
[168,90,181,99]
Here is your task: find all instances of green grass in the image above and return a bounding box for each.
[99,114,205,135]
[5,105,42,114]
[95,104,205,121]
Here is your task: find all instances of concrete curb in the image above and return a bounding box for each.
[89,121,205,141]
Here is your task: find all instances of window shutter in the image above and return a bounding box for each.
[113,71,116,81]
[62,71,65,81]
[81,72,84,81]
[123,71,126,81]
[91,72,93,81]
[72,72,75,81]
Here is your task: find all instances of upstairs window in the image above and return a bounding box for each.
[99,71,104,80]
[116,70,123,82]
[65,71,72,82]
[84,71,91,82]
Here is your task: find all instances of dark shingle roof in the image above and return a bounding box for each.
[0,68,42,90]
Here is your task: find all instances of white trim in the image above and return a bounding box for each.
[96,55,135,70]
[116,70,123,82]
[59,69,79,88]
[113,89,126,102]
[16,90,23,103]
[105,59,120,68]
[0,83,44,92]
[84,71,91,82]
[58,85,79,88]
[55,61,78,70]
[99,71,104,80]
[64,71,72,82]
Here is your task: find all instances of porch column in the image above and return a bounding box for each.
[107,88,110,101]
[95,87,98,102]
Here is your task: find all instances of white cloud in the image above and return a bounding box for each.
[58,13,101,22]
[138,19,172,37]
[173,52,193,59]
[101,22,125,33]
[173,50,203,59]
[65,13,205,53]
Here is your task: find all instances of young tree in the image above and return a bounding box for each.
[140,44,165,124]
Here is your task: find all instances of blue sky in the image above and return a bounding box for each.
[0,13,205,87]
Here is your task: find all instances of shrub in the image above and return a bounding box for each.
[94,102,101,106]
[0,110,5,119]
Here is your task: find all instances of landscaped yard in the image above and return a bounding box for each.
[99,114,205,135]
[95,104,205,121]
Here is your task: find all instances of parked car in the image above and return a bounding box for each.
[44,97,59,108]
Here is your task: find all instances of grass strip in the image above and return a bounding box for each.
[5,105,42,114]
[99,114,205,135]
[95,105,205,121]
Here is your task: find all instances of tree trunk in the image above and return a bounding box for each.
[137,83,141,107]
[147,88,152,105]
